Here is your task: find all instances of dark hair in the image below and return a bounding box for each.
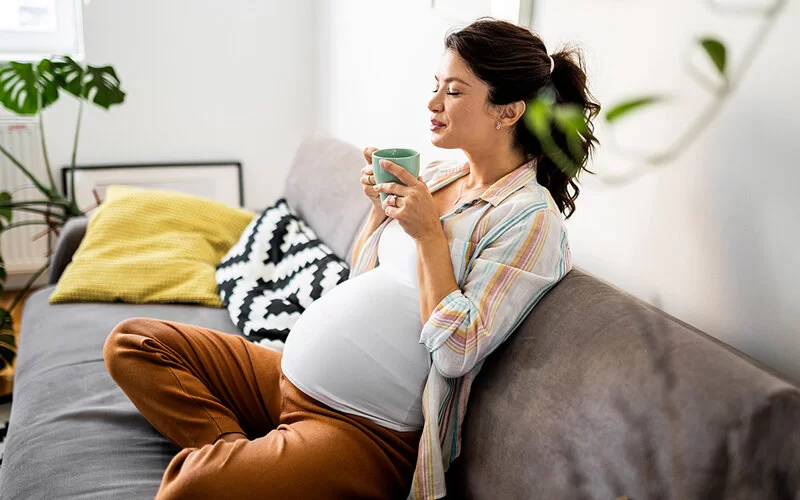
[445,18,600,219]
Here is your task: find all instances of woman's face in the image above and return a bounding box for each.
[428,49,497,150]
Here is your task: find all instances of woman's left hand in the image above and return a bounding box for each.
[375,159,442,241]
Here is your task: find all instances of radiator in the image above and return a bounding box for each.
[0,118,52,275]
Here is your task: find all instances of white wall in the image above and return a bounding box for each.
[43,0,318,210]
[316,0,800,381]
[316,1,468,166]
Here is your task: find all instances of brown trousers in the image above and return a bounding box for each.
[103,318,422,499]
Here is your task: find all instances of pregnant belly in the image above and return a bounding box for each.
[280,267,431,429]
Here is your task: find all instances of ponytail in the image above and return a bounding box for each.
[523,45,600,219]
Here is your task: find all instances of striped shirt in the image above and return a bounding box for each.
[349,158,573,499]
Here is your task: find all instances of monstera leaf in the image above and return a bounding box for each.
[52,56,125,109]
[0,59,61,115]
[0,56,125,115]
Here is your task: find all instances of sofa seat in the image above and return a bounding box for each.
[0,285,245,499]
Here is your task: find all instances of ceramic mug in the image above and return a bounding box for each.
[371,148,421,203]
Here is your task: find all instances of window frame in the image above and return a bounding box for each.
[0,0,85,63]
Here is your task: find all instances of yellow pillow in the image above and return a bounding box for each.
[49,185,256,307]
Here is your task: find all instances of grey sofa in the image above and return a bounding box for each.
[1,135,798,499]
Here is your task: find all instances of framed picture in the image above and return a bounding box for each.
[431,0,534,26]
[60,161,244,212]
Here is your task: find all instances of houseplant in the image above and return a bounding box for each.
[0,56,125,372]
[529,0,789,186]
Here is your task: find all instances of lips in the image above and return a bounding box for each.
[430,119,445,131]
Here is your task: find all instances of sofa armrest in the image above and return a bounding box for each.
[48,216,88,285]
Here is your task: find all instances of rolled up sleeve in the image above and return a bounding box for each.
[348,221,383,279]
[419,208,571,378]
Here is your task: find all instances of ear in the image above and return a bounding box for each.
[502,100,527,127]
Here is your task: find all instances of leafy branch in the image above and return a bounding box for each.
[522,0,788,186]
[0,55,126,372]
[598,0,787,185]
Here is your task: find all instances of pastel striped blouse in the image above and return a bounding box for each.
[349,158,573,499]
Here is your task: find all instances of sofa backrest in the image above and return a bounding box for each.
[444,266,799,499]
[281,134,372,263]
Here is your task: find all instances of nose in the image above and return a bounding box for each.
[427,90,443,114]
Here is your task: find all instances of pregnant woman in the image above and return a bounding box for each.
[103,18,599,500]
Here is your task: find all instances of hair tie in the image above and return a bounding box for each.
[548,54,555,75]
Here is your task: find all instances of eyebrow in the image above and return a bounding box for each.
[434,75,471,86]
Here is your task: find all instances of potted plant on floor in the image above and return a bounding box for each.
[0,56,125,375]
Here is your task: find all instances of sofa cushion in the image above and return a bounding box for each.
[215,198,350,352]
[49,186,256,307]
[0,286,246,499]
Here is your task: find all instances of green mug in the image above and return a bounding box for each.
[372,148,421,203]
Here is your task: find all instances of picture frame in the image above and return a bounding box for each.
[60,161,244,212]
[431,0,535,26]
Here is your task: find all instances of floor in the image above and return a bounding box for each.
[0,288,37,465]
[0,288,36,398]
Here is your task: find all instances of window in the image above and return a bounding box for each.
[0,0,84,62]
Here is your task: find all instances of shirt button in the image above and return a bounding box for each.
[455,208,464,214]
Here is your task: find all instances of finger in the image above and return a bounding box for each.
[384,204,396,218]
[378,159,420,187]
[362,147,379,164]
[374,181,409,196]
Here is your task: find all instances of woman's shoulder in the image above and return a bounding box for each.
[482,186,567,242]
[503,180,562,216]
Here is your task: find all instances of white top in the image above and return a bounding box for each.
[280,218,431,431]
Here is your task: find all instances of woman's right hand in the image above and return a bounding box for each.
[361,147,382,210]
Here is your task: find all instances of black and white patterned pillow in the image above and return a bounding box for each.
[215,198,350,351]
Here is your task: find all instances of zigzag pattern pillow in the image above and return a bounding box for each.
[215,198,350,351]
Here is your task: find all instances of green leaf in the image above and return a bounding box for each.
[605,96,666,124]
[0,60,61,115]
[51,56,85,97]
[0,310,14,372]
[53,56,126,109]
[0,191,11,223]
[553,105,588,136]
[524,96,552,137]
[82,64,126,108]
[522,93,583,179]
[0,330,15,372]
[553,105,588,163]
[700,37,727,77]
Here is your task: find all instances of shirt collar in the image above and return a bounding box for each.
[429,158,538,207]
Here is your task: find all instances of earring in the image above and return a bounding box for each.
[496,121,502,130]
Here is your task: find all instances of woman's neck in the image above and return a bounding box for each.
[462,145,529,189]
